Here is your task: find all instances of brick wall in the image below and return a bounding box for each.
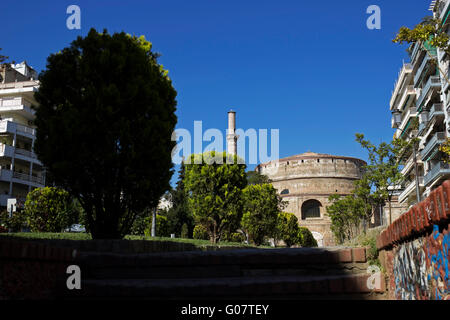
[377,180,450,300]
[0,240,77,299]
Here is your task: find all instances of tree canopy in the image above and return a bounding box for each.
[183,152,247,243]
[34,29,177,239]
[240,183,283,245]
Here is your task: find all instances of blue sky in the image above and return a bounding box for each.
[2,0,432,184]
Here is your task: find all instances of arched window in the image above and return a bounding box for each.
[280,189,289,195]
[301,199,322,219]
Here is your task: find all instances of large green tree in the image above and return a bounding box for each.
[34,29,177,239]
[183,151,247,243]
[327,194,366,244]
[241,183,284,245]
[355,134,409,225]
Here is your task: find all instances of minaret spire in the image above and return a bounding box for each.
[226,110,238,155]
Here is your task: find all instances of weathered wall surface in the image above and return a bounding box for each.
[377,180,450,300]
[257,153,366,246]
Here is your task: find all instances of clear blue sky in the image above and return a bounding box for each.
[2,0,432,184]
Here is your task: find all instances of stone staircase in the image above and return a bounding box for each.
[60,247,386,300]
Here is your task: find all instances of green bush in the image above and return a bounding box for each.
[181,223,189,239]
[221,231,246,243]
[193,224,209,240]
[298,227,318,247]
[276,212,301,247]
[0,210,27,232]
[144,214,170,238]
[24,187,81,232]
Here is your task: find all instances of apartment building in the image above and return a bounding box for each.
[0,61,45,208]
[390,57,425,206]
[390,0,450,208]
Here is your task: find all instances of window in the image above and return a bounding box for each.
[280,189,289,195]
[301,199,322,219]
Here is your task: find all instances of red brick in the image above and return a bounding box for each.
[352,247,366,262]
[434,187,446,220]
[0,240,11,257]
[336,248,352,263]
[424,198,433,228]
[417,202,427,231]
[442,180,450,218]
[328,278,344,293]
[407,210,414,234]
[429,190,440,223]
[343,274,371,293]
[411,206,418,232]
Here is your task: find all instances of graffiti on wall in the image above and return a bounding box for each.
[393,224,449,300]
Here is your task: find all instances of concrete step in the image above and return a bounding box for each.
[76,247,370,280]
[61,273,386,300]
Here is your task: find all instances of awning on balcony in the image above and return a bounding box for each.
[400,119,411,139]
[424,147,440,162]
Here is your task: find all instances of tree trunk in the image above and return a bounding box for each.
[151,207,156,237]
[388,196,393,226]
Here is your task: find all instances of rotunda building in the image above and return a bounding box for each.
[256,152,366,247]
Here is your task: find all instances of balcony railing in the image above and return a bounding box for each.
[399,176,424,203]
[414,54,434,86]
[0,97,31,108]
[15,148,37,159]
[16,123,35,136]
[391,64,413,108]
[410,42,422,64]
[12,172,44,185]
[420,131,446,160]
[424,162,450,186]
[428,103,444,122]
[417,76,441,109]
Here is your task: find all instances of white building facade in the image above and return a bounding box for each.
[390,1,450,207]
[0,62,45,207]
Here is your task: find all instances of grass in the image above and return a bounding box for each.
[342,226,385,267]
[0,232,261,249]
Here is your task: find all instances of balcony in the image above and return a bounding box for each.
[15,147,37,159]
[399,176,424,203]
[424,162,450,186]
[0,143,14,158]
[428,103,445,122]
[410,42,422,64]
[414,54,435,87]
[390,64,413,108]
[420,132,446,160]
[398,107,417,131]
[401,154,421,176]
[0,169,44,186]
[12,172,44,185]
[416,76,441,109]
[0,120,36,138]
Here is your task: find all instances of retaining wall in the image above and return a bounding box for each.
[377,180,450,300]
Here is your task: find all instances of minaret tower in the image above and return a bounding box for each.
[226,110,238,155]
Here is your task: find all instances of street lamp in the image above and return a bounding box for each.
[391,110,422,215]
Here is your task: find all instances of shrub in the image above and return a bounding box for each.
[298,227,318,247]
[24,187,80,232]
[193,224,209,240]
[241,184,281,245]
[181,223,189,239]
[0,210,27,232]
[144,214,171,238]
[221,231,246,243]
[276,212,301,247]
